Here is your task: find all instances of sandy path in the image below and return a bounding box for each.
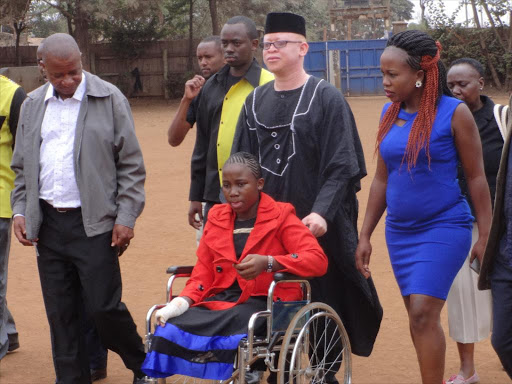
[1,94,510,383]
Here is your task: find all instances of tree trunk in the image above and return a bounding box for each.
[419,0,426,27]
[508,10,512,90]
[470,0,502,89]
[480,0,506,50]
[73,1,90,71]
[66,15,73,36]
[187,0,194,71]
[209,0,219,35]
[13,21,25,67]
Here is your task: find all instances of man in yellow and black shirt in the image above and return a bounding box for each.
[0,75,26,359]
[188,16,273,229]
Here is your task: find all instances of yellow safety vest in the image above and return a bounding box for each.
[216,68,274,183]
[0,75,20,218]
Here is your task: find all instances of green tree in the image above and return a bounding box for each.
[0,0,33,65]
[390,0,414,21]
[39,0,165,70]
[427,0,512,91]
[29,1,67,37]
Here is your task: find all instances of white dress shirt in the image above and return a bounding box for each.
[39,76,86,208]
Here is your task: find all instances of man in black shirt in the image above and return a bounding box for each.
[188,16,273,229]
[167,36,224,147]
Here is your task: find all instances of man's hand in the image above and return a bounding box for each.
[184,75,205,101]
[188,201,203,230]
[111,224,134,256]
[234,254,268,280]
[13,216,36,246]
[302,212,327,237]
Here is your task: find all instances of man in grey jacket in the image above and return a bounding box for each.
[10,33,147,384]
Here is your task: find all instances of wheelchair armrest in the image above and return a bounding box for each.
[273,272,312,281]
[166,265,194,275]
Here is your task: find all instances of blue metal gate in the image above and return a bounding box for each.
[304,39,387,96]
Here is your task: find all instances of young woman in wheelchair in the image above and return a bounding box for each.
[142,152,328,380]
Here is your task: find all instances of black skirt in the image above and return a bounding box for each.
[142,289,267,379]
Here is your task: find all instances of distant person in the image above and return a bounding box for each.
[479,93,512,378]
[167,36,224,147]
[355,30,492,383]
[11,33,147,384]
[36,40,109,383]
[444,57,504,384]
[0,75,25,360]
[188,16,273,230]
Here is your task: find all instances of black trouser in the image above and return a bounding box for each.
[203,201,218,226]
[490,257,512,378]
[36,202,145,384]
[81,296,108,371]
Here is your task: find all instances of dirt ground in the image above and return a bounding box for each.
[1,94,510,384]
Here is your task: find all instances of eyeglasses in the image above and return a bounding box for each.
[261,40,303,50]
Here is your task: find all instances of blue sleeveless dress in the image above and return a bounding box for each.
[380,95,473,300]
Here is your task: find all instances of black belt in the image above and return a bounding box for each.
[40,199,81,213]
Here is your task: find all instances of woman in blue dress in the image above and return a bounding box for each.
[355,30,492,384]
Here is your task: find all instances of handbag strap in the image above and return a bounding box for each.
[494,104,509,141]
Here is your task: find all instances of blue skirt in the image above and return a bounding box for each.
[386,224,471,300]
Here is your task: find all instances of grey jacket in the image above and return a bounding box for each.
[479,94,512,289]
[11,71,146,239]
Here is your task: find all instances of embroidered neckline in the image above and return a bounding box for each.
[233,227,253,234]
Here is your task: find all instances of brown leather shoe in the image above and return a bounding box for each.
[90,367,107,381]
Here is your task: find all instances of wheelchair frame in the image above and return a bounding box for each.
[144,266,352,384]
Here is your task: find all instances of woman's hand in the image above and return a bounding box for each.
[155,297,191,327]
[234,254,268,280]
[355,237,372,279]
[470,235,487,265]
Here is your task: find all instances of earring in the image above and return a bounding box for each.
[415,80,422,88]
[480,87,483,91]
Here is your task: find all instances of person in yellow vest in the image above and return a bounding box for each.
[188,16,273,229]
[0,75,26,359]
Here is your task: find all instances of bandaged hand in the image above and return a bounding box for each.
[155,297,190,326]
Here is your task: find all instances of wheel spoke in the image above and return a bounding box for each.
[278,303,351,384]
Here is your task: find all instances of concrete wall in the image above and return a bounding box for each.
[0,66,45,93]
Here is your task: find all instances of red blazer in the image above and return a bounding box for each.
[181,192,328,310]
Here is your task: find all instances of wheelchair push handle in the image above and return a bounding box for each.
[273,272,312,282]
[166,265,194,275]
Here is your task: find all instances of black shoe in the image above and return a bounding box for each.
[133,371,147,384]
[7,334,19,353]
[90,367,107,381]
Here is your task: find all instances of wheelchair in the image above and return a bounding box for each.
[144,266,352,384]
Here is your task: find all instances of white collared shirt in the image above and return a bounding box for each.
[39,76,86,208]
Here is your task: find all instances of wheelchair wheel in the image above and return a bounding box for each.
[277,302,351,384]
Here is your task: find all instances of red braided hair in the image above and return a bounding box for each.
[376,41,442,171]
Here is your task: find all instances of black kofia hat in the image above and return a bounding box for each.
[264,12,306,38]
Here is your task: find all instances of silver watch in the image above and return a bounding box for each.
[266,255,274,273]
